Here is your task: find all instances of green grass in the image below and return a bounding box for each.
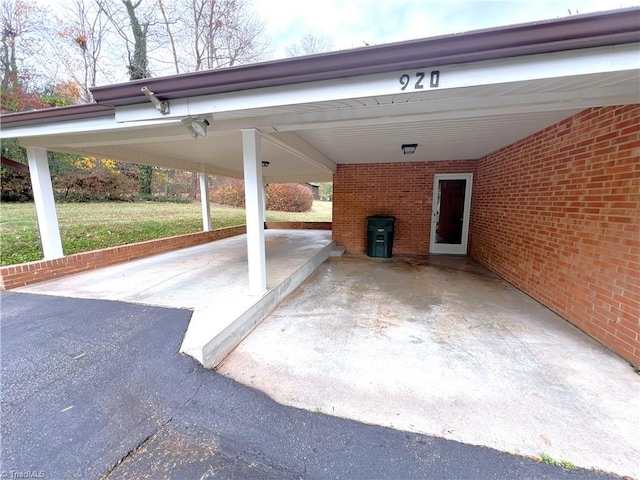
[0,201,332,266]
[538,453,576,470]
[539,453,556,465]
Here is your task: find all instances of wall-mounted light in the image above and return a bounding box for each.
[182,117,210,138]
[261,161,270,167]
[141,86,170,115]
[401,143,418,155]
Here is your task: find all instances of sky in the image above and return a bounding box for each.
[251,0,640,58]
[41,0,640,79]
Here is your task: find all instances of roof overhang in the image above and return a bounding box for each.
[1,8,639,182]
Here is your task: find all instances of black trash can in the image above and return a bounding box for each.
[367,216,396,258]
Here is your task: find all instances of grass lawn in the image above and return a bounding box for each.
[0,201,332,266]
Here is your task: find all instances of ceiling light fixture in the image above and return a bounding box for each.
[401,143,418,155]
[182,117,210,138]
[261,161,270,167]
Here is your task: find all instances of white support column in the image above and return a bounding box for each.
[261,183,267,221]
[199,173,212,232]
[26,147,63,260]
[241,129,267,296]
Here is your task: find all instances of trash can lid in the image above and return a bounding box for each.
[367,215,396,220]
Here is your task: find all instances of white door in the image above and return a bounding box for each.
[430,173,473,255]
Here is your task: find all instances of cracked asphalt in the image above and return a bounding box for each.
[0,292,623,479]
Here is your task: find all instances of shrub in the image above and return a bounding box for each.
[0,166,33,202]
[266,183,313,212]
[210,180,313,212]
[210,178,246,208]
[136,194,192,204]
[55,170,136,202]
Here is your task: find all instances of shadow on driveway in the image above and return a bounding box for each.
[0,292,622,479]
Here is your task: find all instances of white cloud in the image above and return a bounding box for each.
[253,0,640,58]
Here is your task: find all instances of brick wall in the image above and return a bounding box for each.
[333,161,477,255]
[265,222,332,230]
[471,105,640,365]
[0,226,246,290]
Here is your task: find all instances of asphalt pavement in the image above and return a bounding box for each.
[0,292,623,479]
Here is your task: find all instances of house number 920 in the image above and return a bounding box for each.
[399,70,440,90]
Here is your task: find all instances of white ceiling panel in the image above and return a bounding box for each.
[297,109,583,163]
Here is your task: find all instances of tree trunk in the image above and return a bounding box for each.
[123,0,148,81]
[121,0,152,195]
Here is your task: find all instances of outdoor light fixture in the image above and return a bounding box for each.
[182,117,210,138]
[401,143,418,155]
[262,161,270,167]
[141,86,170,115]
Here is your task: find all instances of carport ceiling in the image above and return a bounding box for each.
[295,110,581,164]
[40,68,636,175]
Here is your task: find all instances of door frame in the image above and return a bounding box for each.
[430,173,473,255]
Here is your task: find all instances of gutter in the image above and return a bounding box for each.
[90,7,640,107]
[1,103,113,127]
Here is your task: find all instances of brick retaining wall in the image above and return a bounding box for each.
[0,226,246,290]
[265,222,332,230]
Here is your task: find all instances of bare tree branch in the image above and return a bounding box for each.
[156,0,180,74]
[286,35,334,57]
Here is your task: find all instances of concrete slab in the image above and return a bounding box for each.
[15,229,334,367]
[217,254,640,478]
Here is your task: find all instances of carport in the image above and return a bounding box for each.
[1,8,638,365]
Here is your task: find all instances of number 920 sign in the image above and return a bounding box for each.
[399,70,440,91]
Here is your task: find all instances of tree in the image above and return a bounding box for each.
[286,35,334,57]
[156,0,269,73]
[55,0,111,103]
[122,0,149,80]
[123,0,152,194]
[2,0,35,89]
[1,0,56,94]
[3,0,273,200]
[318,182,333,201]
[156,0,181,74]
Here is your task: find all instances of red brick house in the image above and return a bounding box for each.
[1,9,638,364]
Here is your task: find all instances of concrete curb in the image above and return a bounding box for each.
[181,240,336,368]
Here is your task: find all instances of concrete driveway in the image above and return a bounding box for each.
[1,291,620,479]
[217,254,640,478]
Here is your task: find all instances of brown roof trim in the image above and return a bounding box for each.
[91,7,640,107]
[1,103,113,126]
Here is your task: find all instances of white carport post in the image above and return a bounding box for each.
[199,173,212,232]
[261,183,267,220]
[241,129,267,296]
[25,147,63,260]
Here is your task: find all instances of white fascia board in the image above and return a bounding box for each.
[114,43,639,124]
[0,115,182,140]
[18,117,275,149]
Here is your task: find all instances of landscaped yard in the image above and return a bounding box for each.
[0,201,332,266]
